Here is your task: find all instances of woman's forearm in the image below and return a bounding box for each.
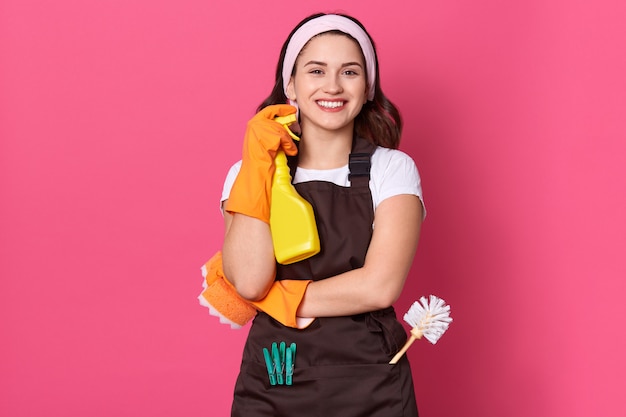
[298,194,423,318]
[222,211,276,301]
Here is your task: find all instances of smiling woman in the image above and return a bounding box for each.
[285,34,368,159]
[201,12,425,417]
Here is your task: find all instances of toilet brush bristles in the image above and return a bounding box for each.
[405,295,452,345]
[389,295,452,364]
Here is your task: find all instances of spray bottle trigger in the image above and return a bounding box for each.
[274,114,300,142]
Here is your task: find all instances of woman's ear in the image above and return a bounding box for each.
[286,78,296,101]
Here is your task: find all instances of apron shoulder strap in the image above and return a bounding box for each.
[348,137,376,187]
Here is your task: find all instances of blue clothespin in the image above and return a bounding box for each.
[263,347,276,386]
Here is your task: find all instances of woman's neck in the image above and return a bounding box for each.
[297,124,354,170]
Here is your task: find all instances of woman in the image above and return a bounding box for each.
[221,13,424,417]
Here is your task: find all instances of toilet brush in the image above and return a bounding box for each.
[389,295,452,364]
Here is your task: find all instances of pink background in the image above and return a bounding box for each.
[2,1,625,416]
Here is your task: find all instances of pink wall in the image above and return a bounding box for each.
[1,1,624,416]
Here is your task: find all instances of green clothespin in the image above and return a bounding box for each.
[273,342,285,385]
[285,343,296,385]
[263,347,276,386]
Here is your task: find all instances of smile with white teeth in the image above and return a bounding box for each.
[317,100,345,109]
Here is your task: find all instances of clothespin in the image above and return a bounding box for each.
[273,342,285,385]
[285,342,296,385]
[263,347,276,386]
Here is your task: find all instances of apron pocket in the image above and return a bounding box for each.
[295,362,404,417]
[235,361,405,417]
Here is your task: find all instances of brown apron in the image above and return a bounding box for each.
[231,138,419,417]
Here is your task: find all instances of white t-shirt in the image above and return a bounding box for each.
[221,146,425,217]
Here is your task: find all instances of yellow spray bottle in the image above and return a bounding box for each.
[271,114,320,264]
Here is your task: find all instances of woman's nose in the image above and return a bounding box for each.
[323,75,343,94]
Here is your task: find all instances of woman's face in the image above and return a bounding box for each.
[286,33,368,136]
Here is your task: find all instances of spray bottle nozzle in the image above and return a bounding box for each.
[274,114,300,142]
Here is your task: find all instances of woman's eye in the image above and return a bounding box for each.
[309,69,324,75]
[343,69,360,76]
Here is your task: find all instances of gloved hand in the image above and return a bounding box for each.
[198,251,257,329]
[225,104,299,223]
[198,251,313,329]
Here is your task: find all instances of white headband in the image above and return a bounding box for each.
[282,14,377,101]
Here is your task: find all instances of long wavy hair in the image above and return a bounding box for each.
[257,13,403,149]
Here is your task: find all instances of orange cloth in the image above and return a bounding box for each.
[199,251,312,329]
[225,104,299,224]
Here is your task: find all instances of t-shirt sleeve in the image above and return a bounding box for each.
[220,160,242,213]
[373,149,426,217]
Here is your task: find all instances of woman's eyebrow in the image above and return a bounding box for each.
[303,60,327,67]
[342,61,363,68]
[303,60,363,68]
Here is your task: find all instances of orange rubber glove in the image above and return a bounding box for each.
[198,251,313,329]
[224,104,299,223]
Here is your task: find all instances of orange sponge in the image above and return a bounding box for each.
[198,252,257,329]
